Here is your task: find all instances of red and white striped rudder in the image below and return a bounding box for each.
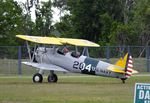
[125,55,133,78]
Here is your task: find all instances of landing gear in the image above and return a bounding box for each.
[33,73,43,83]
[121,78,126,84]
[32,70,58,83]
[47,71,58,83]
[47,74,58,83]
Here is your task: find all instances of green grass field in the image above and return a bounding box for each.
[0,75,150,103]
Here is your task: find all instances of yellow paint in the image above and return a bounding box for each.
[59,38,100,47]
[132,69,139,74]
[108,53,138,74]
[16,35,62,45]
[115,53,128,68]
[108,53,128,74]
[108,65,125,74]
[16,35,100,47]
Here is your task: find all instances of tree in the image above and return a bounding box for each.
[54,14,75,37]
[131,0,150,46]
[54,0,127,44]
[109,23,137,45]
[35,0,53,36]
[0,0,24,45]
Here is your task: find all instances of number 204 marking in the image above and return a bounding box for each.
[73,61,95,72]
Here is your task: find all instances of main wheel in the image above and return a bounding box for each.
[47,74,58,83]
[33,73,43,83]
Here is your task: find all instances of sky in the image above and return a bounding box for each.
[14,0,60,23]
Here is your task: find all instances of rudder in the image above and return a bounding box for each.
[125,54,133,78]
[115,53,136,78]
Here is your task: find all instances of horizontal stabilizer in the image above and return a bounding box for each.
[113,53,138,78]
[107,65,125,74]
[132,69,138,74]
[22,62,69,72]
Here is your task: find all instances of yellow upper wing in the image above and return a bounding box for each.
[16,35,62,45]
[16,35,100,47]
[59,38,100,47]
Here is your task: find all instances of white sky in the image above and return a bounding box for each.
[14,0,60,23]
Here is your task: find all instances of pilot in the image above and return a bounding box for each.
[76,52,80,58]
[71,51,81,58]
[62,47,69,54]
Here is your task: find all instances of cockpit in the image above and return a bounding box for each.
[57,46,82,58]
[71,51,81,58]
[57,46,69,55]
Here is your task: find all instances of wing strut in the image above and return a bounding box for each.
[82,47,89,57]
[75,46,78,53]
[31,45,37,62]
[26,41,32,61]
[26,41,37,62]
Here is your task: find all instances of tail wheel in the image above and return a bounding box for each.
[33,73,43,83]
[121,78,127,84]
[48,74,58,83]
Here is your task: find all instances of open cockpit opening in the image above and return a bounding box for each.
[57,46,69,55]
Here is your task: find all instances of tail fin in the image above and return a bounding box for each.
[125,54,133,78]
[115,53,138,78]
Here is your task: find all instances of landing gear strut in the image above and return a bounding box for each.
[47,71,58,83]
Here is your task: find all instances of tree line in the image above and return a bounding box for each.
[0,0,150,46]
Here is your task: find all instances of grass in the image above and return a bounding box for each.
[0,75,150,103]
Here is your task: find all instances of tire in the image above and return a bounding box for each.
[47,74,58,83]
[33,73,43,83]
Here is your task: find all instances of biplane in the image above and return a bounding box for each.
[16,35,138,83]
